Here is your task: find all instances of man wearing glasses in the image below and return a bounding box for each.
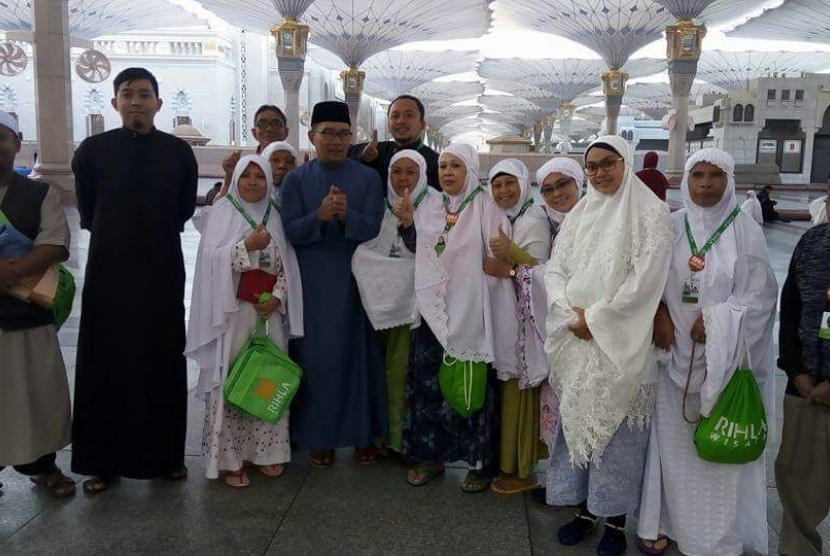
[280,101,387,468]
[215,105,289,202]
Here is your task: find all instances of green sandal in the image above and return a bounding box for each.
[461,470,490,493]
[406,465,445,486]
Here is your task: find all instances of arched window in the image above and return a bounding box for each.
[733,103,744,122]
[744,104,755,122]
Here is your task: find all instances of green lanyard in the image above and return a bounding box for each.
[385,187,428,214]
[227,193,272,229]
[435,186,482,255]
[509,198,534,225]
[684,204,740,272]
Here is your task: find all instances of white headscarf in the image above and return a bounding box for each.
[260,140,298,162]
[536,157,585,225]
[545,135,673,465]
[351,149,434,330]
[810,195,829,226]
[414,143,518,374]
[185,155,304,395]
[488,159,551,262]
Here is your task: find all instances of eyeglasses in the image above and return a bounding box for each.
[584,157,622,176]
[540,178,576,196]
[314,129,353,141]
[255,119,286,130]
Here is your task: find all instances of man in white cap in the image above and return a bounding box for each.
[0,109,74,498]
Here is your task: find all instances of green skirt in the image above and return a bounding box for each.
[499,379,548,478]
[381,325,410,453]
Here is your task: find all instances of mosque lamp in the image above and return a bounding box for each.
[270,17,309,59]
[666,18,705,61]
[601,69,629,98]
[340,68,366,95]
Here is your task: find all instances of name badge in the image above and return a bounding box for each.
[258,249,272,269]
[819,311,830,340]
[682,275,700,304]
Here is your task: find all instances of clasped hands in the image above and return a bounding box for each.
[319,185,347,222]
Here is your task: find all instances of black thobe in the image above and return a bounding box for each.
[349,140,440,190]
[71,127,197,478]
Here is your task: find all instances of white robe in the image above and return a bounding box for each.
[637,148,777,555]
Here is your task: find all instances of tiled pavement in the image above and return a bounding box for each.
[1,185,828,554]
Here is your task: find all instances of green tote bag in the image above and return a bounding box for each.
[223,314,302,424]
[692,339,767,464]
[438,354,488,418]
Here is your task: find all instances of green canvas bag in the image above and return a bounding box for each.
[438,354,488,418]
[684,340,767,465]
[223,311,302,424]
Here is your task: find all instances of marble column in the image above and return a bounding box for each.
[602,69,628,137]
[278,58,304,148]
[667,62,696,179]
[340,68,365,138]
[605,98,622,136]
[32,0,75,203]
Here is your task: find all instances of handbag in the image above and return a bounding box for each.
[223,309,302,424]
[438,354,488,418]
[683,339,767,464]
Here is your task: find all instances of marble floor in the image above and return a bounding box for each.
[1,188,828,555]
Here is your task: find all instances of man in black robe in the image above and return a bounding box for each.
[349,95,440,189]
[71,67,197,492]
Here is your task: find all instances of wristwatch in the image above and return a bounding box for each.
[508,265,517,278]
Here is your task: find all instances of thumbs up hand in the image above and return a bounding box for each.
[489,222,511,261]
[394,187,415,228]
[361,129,379,163]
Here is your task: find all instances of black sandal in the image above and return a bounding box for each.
[30,471,75,498]
[82,475,113,494]
[557,511,598,546]
[598,521,628,556]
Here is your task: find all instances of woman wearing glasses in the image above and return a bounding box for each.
[544,136,673,556]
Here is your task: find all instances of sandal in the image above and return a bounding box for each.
[490,474,539,495]
[255,464,284,478]
[82,476,113,494]
[31,470,76,498]
[637,535,670,556]
[354,447,379,465]
[598,522,628,556]
[222,469,250,489]
[309,450,334,469]
[165,465,188,481]
[557,512,598,546]
[460,470,490,493]
[406,464,445,486]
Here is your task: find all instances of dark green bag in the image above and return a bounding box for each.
[53,264,75,331]
[693,351,767,465]
[438,354,488,418]
[223,317,302,424]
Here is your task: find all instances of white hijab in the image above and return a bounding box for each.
[669,148,777,415]
[414,143,518,374]
[536,157,585,225]
[185,155,304,394]
[488,158,550,262]
[352,150,434,330]
[544,135,673,465]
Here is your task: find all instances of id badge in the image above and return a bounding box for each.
[681,275,700,304]
[819,311,830,340]
[388,237,402,259]
[258,248,272,269]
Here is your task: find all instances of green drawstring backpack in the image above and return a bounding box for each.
[685,340,767,465]
[223,294,302,424]
[438,354,488,418]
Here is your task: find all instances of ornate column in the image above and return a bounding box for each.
[558,101,575,137]
[665,19,706,180]
[32,0,74,202]
[340,68,365,138]
[542,115,556,153]
[602,68,628,136]
[532,121,543,152]
[271,17,309,149]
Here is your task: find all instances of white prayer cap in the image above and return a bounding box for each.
[0,109,19,137]
[261,140,298,161]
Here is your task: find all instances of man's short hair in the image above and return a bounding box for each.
[254,104,287,125]
[113,67,159,97]
[388,95,425,121]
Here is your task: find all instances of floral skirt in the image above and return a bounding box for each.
[401,322,499,469]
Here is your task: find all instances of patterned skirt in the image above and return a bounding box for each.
[401,322,500,470]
